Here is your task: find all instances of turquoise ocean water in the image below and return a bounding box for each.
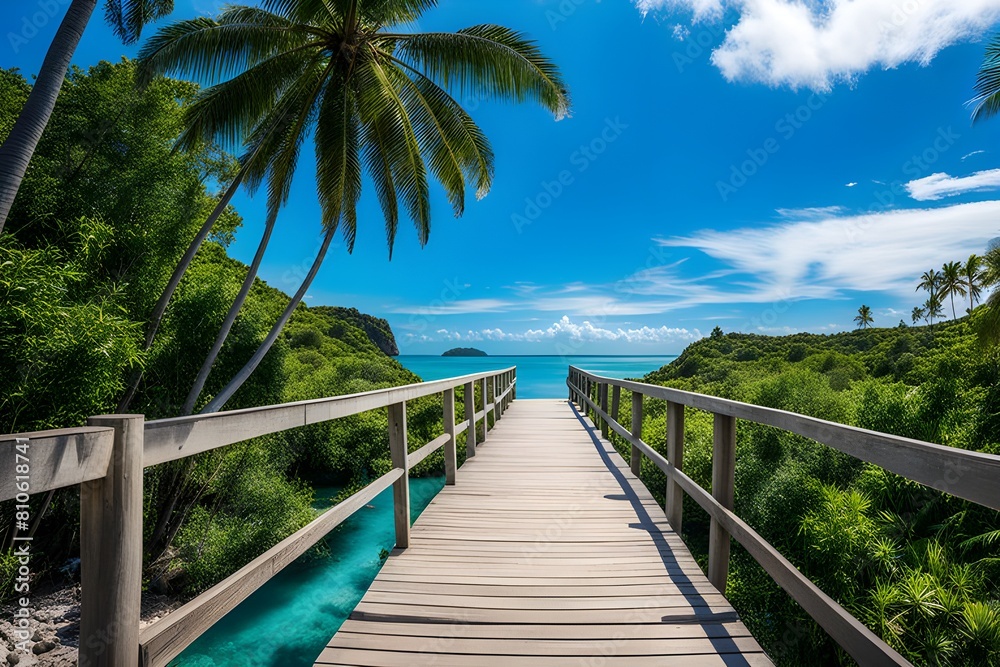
[396,355,676,398]
[172,355,675,666]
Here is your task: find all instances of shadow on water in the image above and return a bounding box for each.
[170,477,445,667]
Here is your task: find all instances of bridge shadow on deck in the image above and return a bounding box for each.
[567,401,755,666]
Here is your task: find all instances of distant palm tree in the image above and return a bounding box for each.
[924,294,945,327]
[975,248,1000,347]
[917,269,941,325]
[0,0,174,233]
[940,261,967,320]
[140,1,570,414]
[963,254,984,314]
[911,306,925,325]
[854,305,874,330]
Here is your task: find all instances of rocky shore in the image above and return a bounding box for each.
[0,586,181,665]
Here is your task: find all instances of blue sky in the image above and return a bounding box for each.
[7,0,1000,354]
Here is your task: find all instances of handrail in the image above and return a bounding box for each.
[0,366,517,667]
[570,367,1000,511]
[0,427,115,501]
[144,367,516,467]
[567,366,1000,667]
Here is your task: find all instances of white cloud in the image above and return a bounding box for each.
[776,205,846,219]
[846,182,858,187]
[657,200,1000,298]
[905,169,1000,201]
[962,150,987,161]
[414,316,702,345]
[390,298,512,315]
[636,0,1000,89]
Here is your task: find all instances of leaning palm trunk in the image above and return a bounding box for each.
[202,226,336,413]
[181,210,278,415]
[0,0,99,232]
[118,164,248,411]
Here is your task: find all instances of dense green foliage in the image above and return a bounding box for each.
[597,319,1000,665]
[0,61,464,598]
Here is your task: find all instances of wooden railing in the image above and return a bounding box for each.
[567,366,1000,667]
[0,367,516,667]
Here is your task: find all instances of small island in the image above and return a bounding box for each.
[442,347,488,357]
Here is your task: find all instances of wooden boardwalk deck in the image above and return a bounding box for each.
[315,399,773,666]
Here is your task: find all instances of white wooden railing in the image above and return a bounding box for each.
[0,367,516,667]
[567,366,1000,667]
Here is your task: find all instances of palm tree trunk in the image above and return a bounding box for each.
[118,165,248,412]
[951,293,957,320]
[201,226,336,414]
[181,211,278,415]
[0,0,99,233]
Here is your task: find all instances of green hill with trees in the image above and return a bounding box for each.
[607,317,1000,665]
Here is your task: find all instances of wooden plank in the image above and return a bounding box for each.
[464,381,477,458]
[631,390,643,476]
[570,367,1000,510]
[0,427,114,500]
[318,400,771,667]
[140,469,403,667]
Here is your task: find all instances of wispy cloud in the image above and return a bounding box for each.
[776,206,846,219]
[408,316,703,345]
[390,298,512,315]
[962,150,987,161]
[657,200,1000,298]
[905,169,1000,201]
[635,0,1000,89]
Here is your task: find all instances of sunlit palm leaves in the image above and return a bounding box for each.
[139,0,570,256]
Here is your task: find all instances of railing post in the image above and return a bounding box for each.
[443,388,457,486]
[709,413,736,593]
[388,401,410,549]
[666,401,686,534]
[630,392,643,477]
[80,414,143,667]
[611,385,621,427]
[493,375,500,421]
[480,377,488,442]
[464,381,477,458]
[599,383,609,439]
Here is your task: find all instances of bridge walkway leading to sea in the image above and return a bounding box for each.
[316,399,769,666]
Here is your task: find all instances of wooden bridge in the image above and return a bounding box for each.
[2,366,999,666]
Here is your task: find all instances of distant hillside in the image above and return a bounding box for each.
[314,306,399,356]
[443,347,487,357]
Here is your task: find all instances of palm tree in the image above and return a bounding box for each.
[963,254,984,314]
[140,1,569,415]
[917,269,941,325]
[940,261,967,320]
[924,293,945,327]
[0,0,174,233]
[854,305,874,330]
[911,306,925,326]
[972,34,1000,121]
